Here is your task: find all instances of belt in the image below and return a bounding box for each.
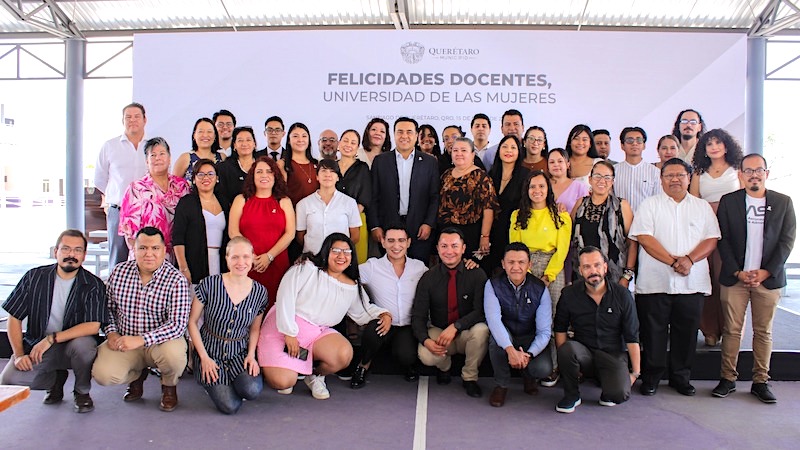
[204,327,245,342]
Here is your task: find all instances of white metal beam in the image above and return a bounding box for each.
[0,0,85,39]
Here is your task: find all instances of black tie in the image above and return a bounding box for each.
[270,151,279,160]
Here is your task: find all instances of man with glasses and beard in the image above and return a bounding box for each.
[671,109,706,164]
[553,246,640,413]
[712,154,796,403]
[0,230,108,413]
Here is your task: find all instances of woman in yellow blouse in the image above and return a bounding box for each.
[509,170,572,386]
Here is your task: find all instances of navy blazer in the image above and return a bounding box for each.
[367,150,440,234]
[717,188,796,289]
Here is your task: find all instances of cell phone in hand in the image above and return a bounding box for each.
[283,344,309,361]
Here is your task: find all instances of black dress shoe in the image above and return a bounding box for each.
[350,366,367,389]
[403,367,419,382]
[463,380,482,398]
[436,369,451,385]
[639,382,657,396]
[43,370,69,404]
[73,392,94,413]
[669,380,696,396]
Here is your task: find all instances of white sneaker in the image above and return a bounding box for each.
[276,386,293,395]
[304,375,330,400]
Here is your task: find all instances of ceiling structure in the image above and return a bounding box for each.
[1,0,800,40]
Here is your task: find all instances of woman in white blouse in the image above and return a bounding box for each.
[689,128,744,347]
[258,233,391,399]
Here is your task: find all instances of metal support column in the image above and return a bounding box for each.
[65,38,84,231]
[746,37,767,155]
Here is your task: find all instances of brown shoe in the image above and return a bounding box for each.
[489,386,508,407]
[159,385,178,412]
[73,392,94,413]
[523,377,539,395]
[123,369,149,402]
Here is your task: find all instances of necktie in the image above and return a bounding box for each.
[270,151,279,160]
[447,269,459,324]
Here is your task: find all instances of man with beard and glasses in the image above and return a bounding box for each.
[552,246,640,413]
[0,230,108,413]
[671,109,706,164]
[712,154,796,403]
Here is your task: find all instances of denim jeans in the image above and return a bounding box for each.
[204,371,263,415]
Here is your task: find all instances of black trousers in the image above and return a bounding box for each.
[636,293,703,386]
[557,340,631,403]
[359,322,417,369]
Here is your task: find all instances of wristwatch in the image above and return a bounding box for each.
[622,269,635,281]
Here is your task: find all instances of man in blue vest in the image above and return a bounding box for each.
[484,242,552,407]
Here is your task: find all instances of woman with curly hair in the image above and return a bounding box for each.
[689,128,744,347]
[229,156,295,307]
[509,170,572,386]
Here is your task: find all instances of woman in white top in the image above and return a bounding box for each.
[258,233,391,399]
[295,159,362,254]
[689,128,744,347]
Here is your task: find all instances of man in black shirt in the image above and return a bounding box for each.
[412,227,489,398]
[553,246,640,413]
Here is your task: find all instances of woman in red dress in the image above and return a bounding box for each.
[229,156,295,308]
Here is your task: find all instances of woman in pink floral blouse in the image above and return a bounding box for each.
[119,137,191,261]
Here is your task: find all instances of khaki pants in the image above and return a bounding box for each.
[417,323,489,382]
[720,282,781,384]
[92,338,187,387]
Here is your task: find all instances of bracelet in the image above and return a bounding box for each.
[52,332,58,344]
[180,268,190,273]
[670,259,678,268]
[686,255,694,264]
[734,270,741,278]
[46,334,54,344]
[267,253,275,262]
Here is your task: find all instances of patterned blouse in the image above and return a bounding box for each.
[438,168,499,225]
[118,173,191,253]
[194,275,268,386]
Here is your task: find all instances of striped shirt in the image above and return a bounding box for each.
[613,160,662,213]
[3,265,108,350]
[104,260,190,347]
[193,275,268,385]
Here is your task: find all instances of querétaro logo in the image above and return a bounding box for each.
[400,42,425,64]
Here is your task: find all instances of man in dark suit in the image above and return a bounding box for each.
[713,153,796,403]
[369,117,440,262]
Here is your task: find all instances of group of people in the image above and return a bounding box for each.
[1,104,794,416]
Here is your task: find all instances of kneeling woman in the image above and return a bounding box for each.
[188,236,269,414]
[259,233,391,399]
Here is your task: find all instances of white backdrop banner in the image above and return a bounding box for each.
[133,30,746,161]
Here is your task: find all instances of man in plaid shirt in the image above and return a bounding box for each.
[92,227,190,412]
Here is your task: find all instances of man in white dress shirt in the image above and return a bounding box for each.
[629,158,720,397]
[213,109,236,157]
[257,116,286,161]
[614,126,662,213]
[94,102,149,266]
[350,224,428,388]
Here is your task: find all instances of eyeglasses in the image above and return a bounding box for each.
[680,119,700,125]
[319,138,337,143]
[526,137,545,143]
[195,171,216,179]
[385,238,408,244]
[624,137,645,144]
[742,168,767,176]
[591,174,614,181]
[215,122,234,128]
[58,246,85,255]
[266,127,284,134]
[662,173,689,180]
[330,248,353,255]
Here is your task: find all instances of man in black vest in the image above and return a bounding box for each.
[484,242,552,407]
[554,246,640,413]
